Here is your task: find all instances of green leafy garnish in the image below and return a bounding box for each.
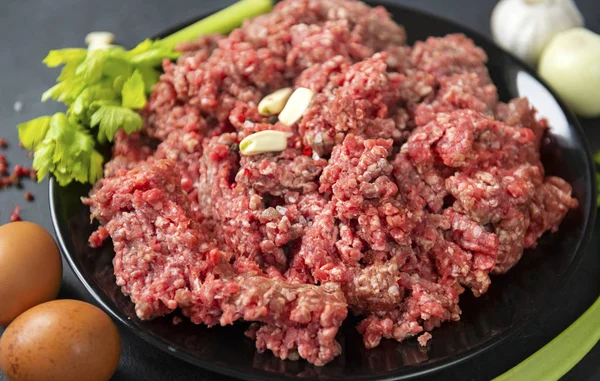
[17,116,52,149]
[91,105,143,143]
[121,70,147,109]
[18,0,274,186]
[18,113,103,186]
[43,48,88,67]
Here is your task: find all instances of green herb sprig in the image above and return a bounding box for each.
[18,0,273,186]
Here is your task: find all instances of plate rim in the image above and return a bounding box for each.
[49,2,598,380]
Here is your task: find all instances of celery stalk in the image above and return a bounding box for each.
[160,0,274,49]
[494,296,600,381]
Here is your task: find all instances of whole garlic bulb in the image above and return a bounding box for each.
[491,0,584,66]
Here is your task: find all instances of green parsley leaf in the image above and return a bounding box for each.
[30,113,103,186]
[137,65,161,93]
[91,105,143,142]
[102,55,132,79]
[57,61,81,82]
[17,116,51,149]
[89,150,104,184]
[42,79,83,104]
[43,49,87,67]
[121,70,147,109]
[69,84,118,125]
[32,141,54,182]
[76,49,107,83]
[112,76,127,93]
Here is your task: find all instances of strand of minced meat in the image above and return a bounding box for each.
[85,160,348,365]
[148,0,408,139]
[140,0,423,270]
[288,134,498,348]
[400,109,577,274]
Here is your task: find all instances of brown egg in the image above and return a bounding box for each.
[0,299,121,381]
[0,222,62,326]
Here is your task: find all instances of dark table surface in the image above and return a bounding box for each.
[1,1,599,380]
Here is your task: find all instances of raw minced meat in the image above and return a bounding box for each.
[86,0,578,366]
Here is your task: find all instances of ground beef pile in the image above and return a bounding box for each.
[85,0,578,366]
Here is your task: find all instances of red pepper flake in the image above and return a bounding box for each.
[243,168,251,177]
[9,173,20,187]
[10,205,22,222]
[235,137,241,144]
[0,154,6,175]
[11,164,29,186]
[0,138,7,148]
[0,162,36,189]
[25,191,34,201]
[230,182,237,189]
[211,131,221,137]
[302,146,313,157]
[326,129,336,138]
[15,166,30,177]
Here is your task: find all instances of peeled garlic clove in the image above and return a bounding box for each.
[539,28,600,118]
[85,31,115,47]
[278,87,314,126]
[258,88,293,116]
[239,130,288,156]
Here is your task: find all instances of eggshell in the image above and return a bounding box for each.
[0,222,62,326]
[0,299,121,381]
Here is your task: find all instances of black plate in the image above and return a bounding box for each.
[49,2,597,380]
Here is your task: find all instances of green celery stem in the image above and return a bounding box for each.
[494,296,600,381]
[160,0,274,49]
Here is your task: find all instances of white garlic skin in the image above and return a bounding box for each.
[491,0,583,66]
